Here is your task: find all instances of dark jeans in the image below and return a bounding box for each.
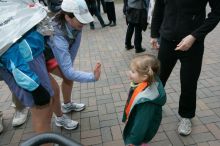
[125,23,142,50]
[158,37,204,118]
[106,2,116,23]
[87,0,105,27]
[97,0,106,13]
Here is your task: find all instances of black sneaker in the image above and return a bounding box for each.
[102,24,108,28]
[90,25,95,30]
[107,21,112,26]
[110,22,116,27]
[125,45,134,50]
[135,48,146,53]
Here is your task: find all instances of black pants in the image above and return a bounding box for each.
[105,2,116,23]
[87,0,105,27]
[97,0,106,13]
[158,37,204,118]
[125,23,142,50]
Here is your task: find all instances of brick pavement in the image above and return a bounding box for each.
[1,3,220,146]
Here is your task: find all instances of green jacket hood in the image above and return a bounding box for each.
[129,80,166,113]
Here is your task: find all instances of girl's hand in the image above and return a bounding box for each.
[175,35,196,51]
[150,38,160,49]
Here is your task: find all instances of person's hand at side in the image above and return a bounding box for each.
[94,62,101,81]
[150,38,160,50]
[175,35,196,51]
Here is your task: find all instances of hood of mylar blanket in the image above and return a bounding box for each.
[0,0,47,56]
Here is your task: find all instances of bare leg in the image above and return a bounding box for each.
[62,78,73,104]
[49,72,78,130]
[50,67,73,104]
[31,105,52,146]
[49,74,62,117]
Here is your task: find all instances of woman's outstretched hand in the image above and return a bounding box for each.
[94,62,101,81]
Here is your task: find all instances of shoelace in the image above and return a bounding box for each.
[62,115,71,122]
[14,111,23,119]
[180,119,191,129]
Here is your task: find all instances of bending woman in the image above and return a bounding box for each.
[45,0,101,128]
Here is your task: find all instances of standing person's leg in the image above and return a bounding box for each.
[105,2,112,24]
[125,23,135,50]
[31,105,52,133]
[49,75,62,117]
[123,0,126,15]
[90,22,95,30]
[101,0,106,13]
[62,76,86,113]
[97,0,101,13]
[93,1,106,27]
[108,2,116,26]
[61,78,73,104]
[134,25,145,53]
[86,1,95,29]
[31,105,52,146]
[179,45,204,118]
[12,94,25,111]
[178,42,204,136]
[12,94,29,127]
[50,67,85,114]
[157,37,178,86]
[49,73,78,130]
[0,111,3,133]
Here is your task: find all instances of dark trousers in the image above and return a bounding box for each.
[158,37,204,118]
[97,0,106,13]
[105,2,116,23]
[87,0,105,27]
[125,23,142,50]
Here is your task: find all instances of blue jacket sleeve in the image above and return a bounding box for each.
[48,33,96,82]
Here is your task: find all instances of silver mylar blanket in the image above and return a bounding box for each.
[0,0,47,56]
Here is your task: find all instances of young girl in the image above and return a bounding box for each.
[122,54,166,146]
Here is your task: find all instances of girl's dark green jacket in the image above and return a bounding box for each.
[122,79,166,145]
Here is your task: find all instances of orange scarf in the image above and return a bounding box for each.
[125,82,148,119]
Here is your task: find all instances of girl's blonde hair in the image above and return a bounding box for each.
[130,54,160,85]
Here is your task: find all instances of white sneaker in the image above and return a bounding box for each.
[11,102,16,108]
[61,102,85,114]
[178,118,192,136]
[12,108,29,127]
[55,115,78,130]
[0,113,3,133]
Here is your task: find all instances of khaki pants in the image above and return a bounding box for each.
[0,111,2,118]
[12,94,25,111]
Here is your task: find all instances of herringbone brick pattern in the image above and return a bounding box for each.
[0,3,220,146]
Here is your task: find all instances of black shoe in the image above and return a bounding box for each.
[135,48,146,53]
[110,22,116,27]
[102,24,108,28]
[125,45,134,50]
[90,25,95,30]
[107,21,112,26]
